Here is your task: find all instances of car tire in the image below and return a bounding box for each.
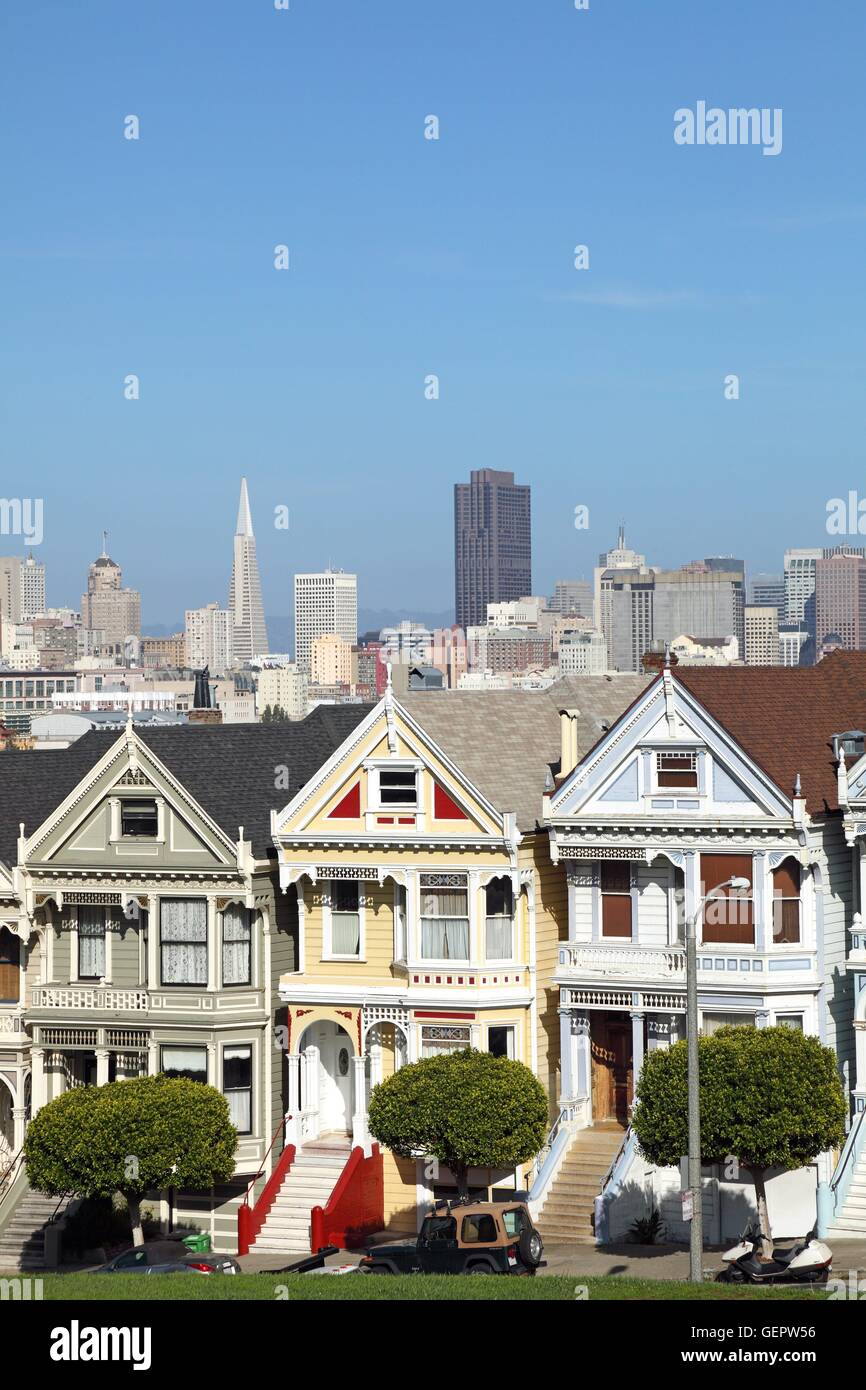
[519,1227,544,1268]
[363,1264,392,1275]
[462,1263,493,1274]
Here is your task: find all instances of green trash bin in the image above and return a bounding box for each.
[182,1232,212,1254]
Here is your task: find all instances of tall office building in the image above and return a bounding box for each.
[294,570,358,672]
[815,549,866,652]
[653,561,745,656]
[598,569,655,672]
[744,605,780,665]
[81,539,141,649]
[228,478,269,664]
[779,622,810,667]
[784,549,822,627]
[185,602,234,675]
[0,557,22,624]
[549,579,593,616]
[21,553,45,618]
[749,574,785,621]
[454,469,531,629]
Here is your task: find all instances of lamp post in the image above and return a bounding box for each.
[685,874,750,1284]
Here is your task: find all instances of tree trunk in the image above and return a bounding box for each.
[749,1168,773,1260]
[126,1195,145,1247]
[451,1161,469,1199]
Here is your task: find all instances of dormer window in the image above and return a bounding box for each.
[121,799,158,837]
[656,751,698,789]
[379,768,418,807]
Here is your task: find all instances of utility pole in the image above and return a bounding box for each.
[686,907,702,1283]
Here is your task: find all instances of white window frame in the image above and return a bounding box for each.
[419,874,470,964]
[393,882,408,964]
[322,879,366,961]
[484,877,516,964]
[364,759,423,814]
[420,1023,472,1057]
[221,904,253,987]
[699,1009,757,1035]
[485,1022,517,1059]
[222,1041,254,1136]
[654,748,699,793]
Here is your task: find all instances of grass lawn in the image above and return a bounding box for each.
[37,1273,825,1301]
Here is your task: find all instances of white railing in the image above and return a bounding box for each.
[30,987,149,1012]
[558,944,686,981]
[0,1014,26,1035]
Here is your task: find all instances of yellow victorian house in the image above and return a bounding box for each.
[272,672,649,1234]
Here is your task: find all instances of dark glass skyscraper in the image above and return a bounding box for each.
[454,469,531,629]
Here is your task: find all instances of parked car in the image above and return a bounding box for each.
[90,1240,239,1275]
[359,1199,545,1276]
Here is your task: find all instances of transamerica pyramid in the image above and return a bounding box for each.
[228,477,269,663]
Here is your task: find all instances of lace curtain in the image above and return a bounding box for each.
[160,899,207,984]
[222,905,251,984]
[78,906,106,979]
[421,887,469,960]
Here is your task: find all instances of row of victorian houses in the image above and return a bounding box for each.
[0,654,864,1257]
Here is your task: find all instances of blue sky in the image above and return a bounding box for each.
[3,1,865,627]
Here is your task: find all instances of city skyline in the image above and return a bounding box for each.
[5,2,865,625]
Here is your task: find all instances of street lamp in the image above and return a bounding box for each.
[685,874,750,1283]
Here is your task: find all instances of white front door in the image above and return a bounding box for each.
[316,1022,353,1134]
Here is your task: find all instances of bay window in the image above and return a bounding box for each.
[78,906,106,980]
[420,875,469,960]
[421,1024,471,1056]
[222,905,252,985]
[161,1045,207,1083]
[772,858,801,945]
[485,877,514,960]
[600,861,632,938]
[0,928,19,1003]
[160,899,207,985]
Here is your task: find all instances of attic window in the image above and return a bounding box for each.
[379,768,417,807]
[121,799,158,837]
[656,751,698,789]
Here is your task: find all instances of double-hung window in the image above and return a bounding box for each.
[656,751,698,789]
[78,905,106,980]
[222,905,252,985]
[772,858,801,945]
[329,881,361,957]
[379,768,417,807]
[600,862,632,938]
[0,928,19,1003]
[121,799,159,837]
[160,899,207,985]
[223,1045,253,1134]
[700,854,754,946]
[420,875,469,960]
[485,877,514,960]
[161,1045,207,1083]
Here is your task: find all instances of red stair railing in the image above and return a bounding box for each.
[237,1115,296,1256]
[310,1144,383,1253]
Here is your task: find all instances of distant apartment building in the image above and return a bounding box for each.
[0,557,22,624]
[256,663,309,720]
[294,570,358,672]
[310,632,354,687]
[141,633,186,670]
[744,605,780,665]
[81,544,141,650]
[353,641,387,700]
[779,621,810,667]
[21,553,45,618]
[485,596,546,628]
[466,626,552,675]
[669,634,740,666]
[185,603,234,675]
[815,549,866,651]
[454,469,531,629]
[549,579,593,616]
[749,574,785,620]
[0,670,78,733]
[558,629,608,675]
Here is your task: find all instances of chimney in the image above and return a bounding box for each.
[559,709,580,778]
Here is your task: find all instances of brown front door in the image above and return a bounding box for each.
[591,1014,633,1125]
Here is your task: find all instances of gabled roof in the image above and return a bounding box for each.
[675,651,866,816]
[0,704,373,868]
[403,675,651,831]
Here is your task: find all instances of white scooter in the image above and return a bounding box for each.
[717,1224,832,1285]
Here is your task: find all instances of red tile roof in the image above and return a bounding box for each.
[675,651,866,817]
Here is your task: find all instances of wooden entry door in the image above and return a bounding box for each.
[591,1015,633,1124]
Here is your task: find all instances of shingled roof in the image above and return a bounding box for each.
[403,674,652,831]
[676,651,866,817]
[0,704,373,868]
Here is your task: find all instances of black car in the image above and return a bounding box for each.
[90,1240,239,1275]
[360,1200,545,1276]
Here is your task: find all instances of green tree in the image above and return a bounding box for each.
[261,704,273,724]
[367,1048,548,1197]
[24,1075,238,1246]
[631,1026,847,1256]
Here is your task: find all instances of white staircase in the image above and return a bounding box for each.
[0,1188,69,1271]
[252,1137,350,1255]
[827,1147,866,1237]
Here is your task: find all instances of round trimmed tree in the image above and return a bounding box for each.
[631,1025,847,1257]
[25,1074,238,1246]
[367,1047,548,1197]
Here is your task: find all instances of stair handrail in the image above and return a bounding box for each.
[0,1147,25,1217]
[830,1106,866,1206]
[241,1113,292,1208]
[600,1124,633,1195]
[526,1108,566,1192]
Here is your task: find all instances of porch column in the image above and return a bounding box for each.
[30,1047,46,1115]
[631,1010,645,1080]
[300,1045,320,1141]
[285,1053,301,1146]
[559,1009,575,1100]
[206,898,218,992]
[95,1047,111,1087]
[13,1106,27,1152]
[352,1055,368,1148]
[147,895,159,988]
[853,1018,866,1110]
